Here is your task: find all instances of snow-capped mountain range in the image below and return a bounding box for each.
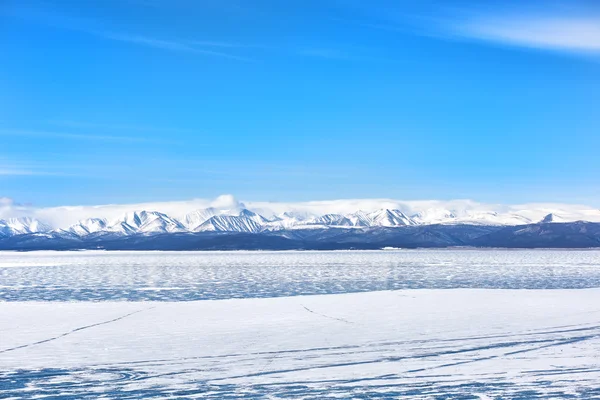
[0,217,51,237]
[2,203,600,238]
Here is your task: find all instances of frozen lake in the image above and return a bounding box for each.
[1,249,600,301]
[2,250,600,399]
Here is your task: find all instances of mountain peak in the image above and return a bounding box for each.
[66,218,108,236]
[109,210,184,234]
[368,209,415,227]
[541,213,567,223]
[196,214,262,233]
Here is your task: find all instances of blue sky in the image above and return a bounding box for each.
[1,0,599,206]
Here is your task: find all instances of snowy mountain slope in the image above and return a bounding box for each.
[239,209,271,225]
[107,211,185,235]
[0,217,51,237]
[195,214,262,233]
[302,214,354,227]
[346,210,372,227]
[344,209,416,227]
[61,218,108,236]
[182,207,262,230]
[270,209,415,229]
[183,207,219,230]
[364,209,416,227]
[264,212,308,230]
[409,208,534,226]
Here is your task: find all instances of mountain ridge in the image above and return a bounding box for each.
[1,205,600,250]
[2,206,600,239]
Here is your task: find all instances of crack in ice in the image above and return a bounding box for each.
[300,304,355,325]
[0,306,155,355]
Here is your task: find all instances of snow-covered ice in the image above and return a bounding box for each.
[1,250,600,398]
[2,290,600,398]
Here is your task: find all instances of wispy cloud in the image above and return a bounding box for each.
[0,128,167,143]
[0,169,72,177]
[338,3,600,57]
[48,120,197,135]
[189,40,269,49]
[98,32,254,62]
[296,47,350,60]
[189,40,244,48]
[293,44,405,64]
[5,5,254,62]
[0,159,70,177]
[450,15,600,54]
[0,169,38,176]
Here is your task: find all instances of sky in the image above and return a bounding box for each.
[1,0,599,208]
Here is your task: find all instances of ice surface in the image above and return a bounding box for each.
[2,250,600,398]
[2,290,600,398]
[1,250,600,301]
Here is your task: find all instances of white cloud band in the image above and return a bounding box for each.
[450,14,600,54]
